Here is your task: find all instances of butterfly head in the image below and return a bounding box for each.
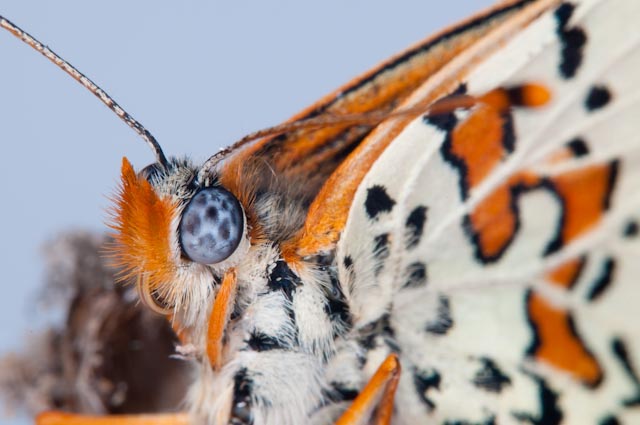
[108,157,249,322]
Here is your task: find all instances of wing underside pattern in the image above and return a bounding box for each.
[336,0,640,423]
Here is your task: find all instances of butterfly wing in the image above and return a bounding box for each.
[213,0,536,238]
[335,0,640,423]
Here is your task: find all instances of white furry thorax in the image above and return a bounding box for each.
[183,242,351,425]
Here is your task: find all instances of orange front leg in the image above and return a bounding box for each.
[207,269,238,371]
[37,412,189,425]
[336,354,401,425]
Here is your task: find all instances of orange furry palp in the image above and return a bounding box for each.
[107,158,177,311]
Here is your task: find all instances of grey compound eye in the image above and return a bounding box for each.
[179,187,244,264]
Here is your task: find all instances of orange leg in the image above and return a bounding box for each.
[336,354,401,425]
[206,269,238,370]
[37,412,189,425]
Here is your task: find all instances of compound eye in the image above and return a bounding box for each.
[179,187,244,264]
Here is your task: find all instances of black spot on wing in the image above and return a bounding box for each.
[358,313,399,352]
[599,415,621,425]
[426,111,458,132]
[425,296,453,335]
[524,291,542,356]
[472,357,512,393]
[557,255,587,291]
[530,181,565,258]
[373,233,390,276]
[266,261,300,340]
[403,262,427,289]
[405,206,428,250]
[231,368,254,425]
[425,84,465,129]
[612,337,640,407]
[586,258,616,301]
[434,111,473,201]
[364,185,396,220]
[604,160,619,211]
[268,260,302,300]
[555,2,587,79]
[585,85,613,111]
[426,83,469,129]
[413,367,441,411]
[501,113,516,153]
[324,270,352,331]
[624,220,639,238]
[342,255,357,294]
[566,137,590,157]
[512,372,563,425]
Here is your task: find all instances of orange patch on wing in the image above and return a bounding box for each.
[451,104,505,186]
[525,164,616,387]
[546,258,584,289]
[107,158,177,293]
[478,83,551,112]
[478,88,513,113]
[518,83,552,107]
[527,292,602,386]
[553,163,616,243]
[461,125,615,262]
[470,185,516,259]
[447,104,520,259]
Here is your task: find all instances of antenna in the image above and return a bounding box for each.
[0,15,169,168]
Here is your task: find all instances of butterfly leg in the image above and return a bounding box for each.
[335,353,401,425]
[36,412,189,425]
[206,269,238,370]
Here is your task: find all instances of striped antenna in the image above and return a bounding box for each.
[0,15,168,168]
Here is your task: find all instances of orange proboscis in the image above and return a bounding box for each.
[336,354,401,425]
[207,269,238,371]
[37,412,189,425]
[107,158,176,293]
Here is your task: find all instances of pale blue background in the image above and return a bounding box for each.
[1,1,491,423]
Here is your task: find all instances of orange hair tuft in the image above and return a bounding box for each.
[107,158,177,298]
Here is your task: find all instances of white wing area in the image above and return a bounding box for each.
[336,0,640,423]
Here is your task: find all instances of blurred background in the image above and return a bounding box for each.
[0,1,491,423]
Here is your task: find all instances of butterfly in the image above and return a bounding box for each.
[2,0,640,424]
